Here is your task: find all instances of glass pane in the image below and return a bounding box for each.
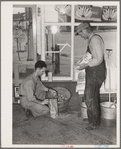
[13,7,34,63]
[45,25,71,77]
[95,28,117,66]
[45,5,71,23]
[74,26,87,66]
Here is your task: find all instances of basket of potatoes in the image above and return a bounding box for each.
[53,86,71,112]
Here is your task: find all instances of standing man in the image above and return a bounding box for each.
[76,23,106,130]
[19,60,58,119]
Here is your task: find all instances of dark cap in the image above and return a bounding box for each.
[75,23,90,35]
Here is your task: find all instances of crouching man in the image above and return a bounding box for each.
[19,60,58,119]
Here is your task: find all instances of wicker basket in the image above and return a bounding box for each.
[53,86,71,112]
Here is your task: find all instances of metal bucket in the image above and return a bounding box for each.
[100,102,116,120]
[80,102,88,119]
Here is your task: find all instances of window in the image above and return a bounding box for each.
[13,3,117,83]
[41,4,117,81]
[41,5,74,81]
[45,25,71,77]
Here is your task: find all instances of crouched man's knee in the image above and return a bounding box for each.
[41,106,49,115]
[32,105,50,117]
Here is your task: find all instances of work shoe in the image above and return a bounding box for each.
[82,118,89,123]
[85,124,99,131]
[56,113,71,119]
[25,109,33,118]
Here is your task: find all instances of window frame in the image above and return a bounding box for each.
[41,5,74,81]
[40,4,117,81]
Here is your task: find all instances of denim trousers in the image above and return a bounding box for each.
[84,69,106,126]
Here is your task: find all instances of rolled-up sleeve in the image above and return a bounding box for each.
[24,80,37,102]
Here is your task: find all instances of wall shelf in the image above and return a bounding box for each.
[44,22,117,27]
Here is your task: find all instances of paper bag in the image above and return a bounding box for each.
[48,99,58,119]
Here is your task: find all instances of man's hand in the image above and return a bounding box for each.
[49,88,57,97]
[76,63,88,70]
[45,88,58,99]
[76,52,92,70]
[76,57,83,65]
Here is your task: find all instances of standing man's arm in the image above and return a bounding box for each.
[87,36,104,67]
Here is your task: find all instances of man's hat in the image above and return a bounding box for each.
[75,23,90,35]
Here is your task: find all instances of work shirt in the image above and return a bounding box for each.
[19,72,59,119]
[86,34,106,83]
[87,33,104,67]
[19,72,47,102]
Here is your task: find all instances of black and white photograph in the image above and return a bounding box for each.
[1,1,120,148]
